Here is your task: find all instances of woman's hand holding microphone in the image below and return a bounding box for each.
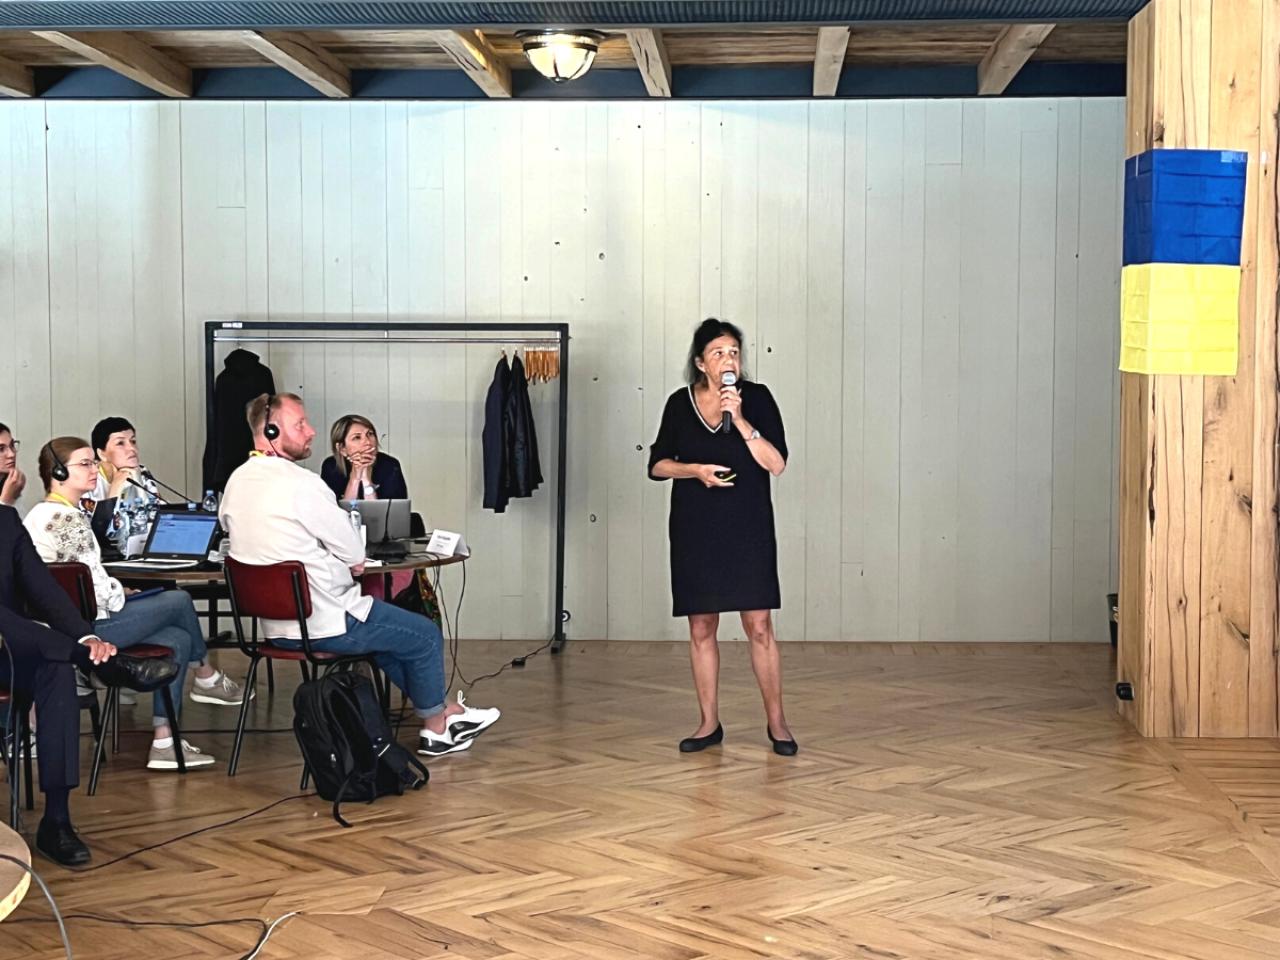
[719,383,742,425]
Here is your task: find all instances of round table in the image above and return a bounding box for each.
[106,550,465,584]
[104,552,467,644]
[0,822,30,921]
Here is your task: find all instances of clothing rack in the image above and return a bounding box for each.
[204,320,571,652]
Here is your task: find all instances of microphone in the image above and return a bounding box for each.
[720,370,738,433]
[139,468,196,505]
[128,473,193,506]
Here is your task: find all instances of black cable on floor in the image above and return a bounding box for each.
[72,792,313,871]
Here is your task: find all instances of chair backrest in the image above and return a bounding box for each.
[47,562,97,621]
[224,557,313,626]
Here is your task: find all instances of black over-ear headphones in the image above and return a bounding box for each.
[263,394,280,441]
[45,442,70,482]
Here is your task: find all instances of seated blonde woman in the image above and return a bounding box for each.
[320,414,409,504]
[321,414,413,600]
[24,437,247,771]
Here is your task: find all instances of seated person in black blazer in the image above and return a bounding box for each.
[0,505,171,866]
[320,414,408,504]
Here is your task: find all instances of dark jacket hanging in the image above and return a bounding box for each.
[505,354,543,499]
[202,348,276,493]
[482,356,512,513]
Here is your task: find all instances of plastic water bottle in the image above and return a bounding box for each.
[201,489,218,513]
[114,511,132,554]
[348,500,366,547]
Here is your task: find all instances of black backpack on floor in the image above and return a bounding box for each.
[293,672,428,827]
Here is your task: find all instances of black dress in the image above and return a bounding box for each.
[648,380,788,617]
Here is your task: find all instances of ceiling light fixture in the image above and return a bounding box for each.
[516,29,606,82]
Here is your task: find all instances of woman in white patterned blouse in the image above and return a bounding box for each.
[24,437,246,771]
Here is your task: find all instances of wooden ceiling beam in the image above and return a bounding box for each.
[33,30,192,97]
[425,29,511,98]
[238,30,351,97]
[625,28,672,97]
[813,25,851,96]
[0,52,35,97]
[977,23,1056,95]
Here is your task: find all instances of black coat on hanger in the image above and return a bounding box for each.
[482,356,512,513]
[505,354,543,499]
[202,348,276,493]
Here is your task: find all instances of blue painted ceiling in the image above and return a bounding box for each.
[0,1,1148,30]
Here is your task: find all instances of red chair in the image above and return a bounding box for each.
[224,558,380,778]
[46,563,186,791]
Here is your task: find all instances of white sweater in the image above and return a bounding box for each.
[23,500,126,619]
[219,454,371,640]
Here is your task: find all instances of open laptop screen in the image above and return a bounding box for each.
[144,510,220,559]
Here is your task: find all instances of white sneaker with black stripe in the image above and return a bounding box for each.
[417,727,474,757]
[444,691,501,744]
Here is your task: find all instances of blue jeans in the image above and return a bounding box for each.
[283,600,446,718]
[94,590,208,722]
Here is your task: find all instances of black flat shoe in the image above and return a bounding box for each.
[766,726,798,757]
[93,653,179,693]
[36,818,91,867]
[679,723,724,753]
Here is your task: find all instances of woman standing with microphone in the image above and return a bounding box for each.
[648,319,795,756]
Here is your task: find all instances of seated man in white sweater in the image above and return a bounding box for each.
[219,393,498,756]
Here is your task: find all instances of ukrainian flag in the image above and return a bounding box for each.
[1120,149,1247,376]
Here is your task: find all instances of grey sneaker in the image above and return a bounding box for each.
[189,674,251,706]
[147,739,216,770]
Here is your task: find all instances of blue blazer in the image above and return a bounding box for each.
[320,452,408,502]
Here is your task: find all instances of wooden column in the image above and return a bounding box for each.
[1118,0,1280,737]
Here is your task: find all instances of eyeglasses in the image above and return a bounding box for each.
[67,459,99,470]
[0,440,19,455]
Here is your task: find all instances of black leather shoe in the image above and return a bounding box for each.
[766,726,798,757]
[36,818,91,867]
[679,724,724,753]
[92,653,179,693]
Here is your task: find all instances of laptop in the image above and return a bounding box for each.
[356,499,412,561]
[108,507,221,570]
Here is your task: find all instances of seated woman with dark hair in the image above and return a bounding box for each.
[88,415,159,555]
[320,414,408,504]
[0,421,26,508]
[24,436,248,771]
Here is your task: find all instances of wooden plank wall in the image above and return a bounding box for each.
[1119,0,1280,736]
[0,97,1126,644]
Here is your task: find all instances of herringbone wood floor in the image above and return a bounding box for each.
[3,640,1280,960]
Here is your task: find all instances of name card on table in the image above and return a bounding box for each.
[426,529,462,556]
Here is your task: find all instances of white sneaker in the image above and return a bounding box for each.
[444,691,500,744]
[189,674,251,706]
[147,739,216,770]
[417,728,474,757]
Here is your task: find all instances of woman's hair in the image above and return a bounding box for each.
[91,416,134,456]
[0,422,10,438]
[330,414,378,477]
[685,318,747,386]
[38,436,91,491]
